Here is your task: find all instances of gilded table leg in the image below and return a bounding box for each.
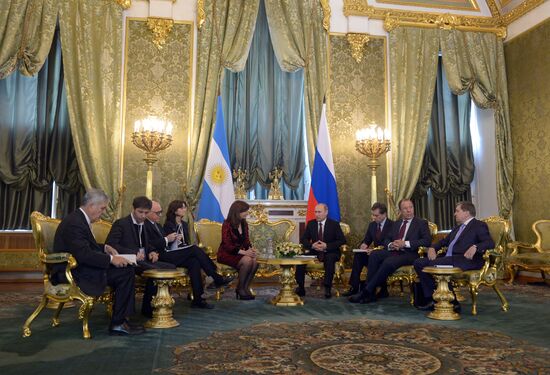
[271,265,304,306]
[428,274,460,321]
[145,279,179,329]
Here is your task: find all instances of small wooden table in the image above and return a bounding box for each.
[257,257,316,306]
[142,269,185,328]
[423,266,463,320]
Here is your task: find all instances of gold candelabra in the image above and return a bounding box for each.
[355,123,391,206]
[268,167,283,200]
[233,168,248,199]
[132,117,173,199]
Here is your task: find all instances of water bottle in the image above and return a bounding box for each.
[267,237,273,258]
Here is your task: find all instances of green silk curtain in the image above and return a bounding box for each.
[0,28,84,229]
[264,0,328,164]
[413,58,474,230]
[221,0,306,199]
[440,30,514,218]
[389,27,439,216]
[0,0,57,79]
[58,0,123,217]
[187,0,260,207]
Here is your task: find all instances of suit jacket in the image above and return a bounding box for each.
[433,218,494,258]
[144,219,168,253]
[385,216,431,254]
[301,218,346,255]
[106,215,155,255]
[53,209,111,296]
[361,219,394,248]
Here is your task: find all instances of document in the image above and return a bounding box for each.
[434,264,454,268]
[352,249,369,253]
[166,244,194,252]
[294,255,317,259]
[118,254,137,265]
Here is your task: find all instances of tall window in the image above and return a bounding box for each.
[221,0,309,200]
[413,57,474,230]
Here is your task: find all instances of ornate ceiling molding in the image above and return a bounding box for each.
[343,0,544,37]
[347,33,371,62]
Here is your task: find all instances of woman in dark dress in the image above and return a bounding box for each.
[218,200,258,300]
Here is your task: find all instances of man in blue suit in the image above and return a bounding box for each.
[342,202,394,297]
[350,198,431,304]
[414,201,494,311]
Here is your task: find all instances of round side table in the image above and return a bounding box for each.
[142,269,185,328]
[423,266,463,321]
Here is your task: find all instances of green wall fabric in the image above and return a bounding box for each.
[505,19,550,243]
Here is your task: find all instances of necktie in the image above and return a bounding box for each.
[318,222,323,242]
[375,223,382,241]
[397,220,408,240]
[445,223,466,257]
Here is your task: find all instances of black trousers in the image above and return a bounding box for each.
[106,266,136,325]
[348,252,369,289]
[414,255,484,299]
[295,251,340,288]
[136,260,176,316]
[159,246,220,301]
[365,249,418,294]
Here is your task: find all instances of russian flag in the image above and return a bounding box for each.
[306,105,341,222]
[196,97,235,222]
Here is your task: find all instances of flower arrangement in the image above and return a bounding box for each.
[275,242,303,258]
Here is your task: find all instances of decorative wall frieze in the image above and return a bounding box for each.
[485,0,502,17]
[320,0,331,32]
[499,0,544,25]
[147,17,174,49]
[346,33,371,63]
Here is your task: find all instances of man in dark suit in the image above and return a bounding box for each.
[53,189,144,336]
[414,201,494,311]
[350,198,431,304]
[106,196,176,318]
[295,203,346,299]
[144,200,233,309]
[342,202,394,297]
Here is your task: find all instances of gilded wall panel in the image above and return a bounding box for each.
[504,19,550,243]
[328,34,387,245]
[122,19,193,214]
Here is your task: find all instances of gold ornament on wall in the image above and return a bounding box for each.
[114,0,131,10]
[197,0,206,30]
[320,0,331,32]
[147,17,174,49]
[346,33,370,63]
[268,167,283,200]
[233,168,248,199]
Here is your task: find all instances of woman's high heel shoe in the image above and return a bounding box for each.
[236,291,254,300]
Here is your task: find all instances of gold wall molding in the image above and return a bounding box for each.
[343,0,544,36]
[346,33,371,63]
[376,0,479,12]
[320,0,332,32]
[197,0,206,29]
[115,0,131,9]
[147,17,174,49]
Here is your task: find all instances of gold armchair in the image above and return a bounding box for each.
[305,222,350,296]
[450,216,510,315]
[506,219,550,284]
[23,212,112,339]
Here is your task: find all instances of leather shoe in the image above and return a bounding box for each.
[341,287,358,297]
[376,287,389,299]
[109,322,145,336]
[324,287,332,299]
[417,301,435,311]
[451,300,461,313]
[208,275,235,289]
[349,291,375,304]
[191,299,215,309]
[295,287,305,297]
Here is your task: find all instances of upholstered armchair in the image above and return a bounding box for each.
[305,222,350,296]
[386,221,439,304]
[23,212,113,339]
[448,216,510,315]
[506,219,550,284]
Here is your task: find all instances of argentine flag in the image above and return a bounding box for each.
[196,97,235,222]
[306,105,341,222]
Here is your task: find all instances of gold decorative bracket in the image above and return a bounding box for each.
[115,0,131,10]
[346,33,370,63]
[197,0,206,30]
[147,17,174,49]
[320,0,331,32]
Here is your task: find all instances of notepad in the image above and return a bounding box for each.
[118,254,137,265]
[352,249,369,253]
[166,244,194,252]
[293,255,317,259]
[434,264,454,268]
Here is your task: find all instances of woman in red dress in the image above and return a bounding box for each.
[217,200,258,300]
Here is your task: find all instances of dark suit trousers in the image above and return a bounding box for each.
[106,266,136,325]
[366,249,418,294]
[348,252,369,289]
[414,255,485,298]
[159,246,219,301]
[295,252,340,288]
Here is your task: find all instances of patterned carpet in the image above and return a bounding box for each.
[164,318,550,375]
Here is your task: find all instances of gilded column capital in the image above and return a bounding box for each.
[147,17,174,49]
[346,33,370,63]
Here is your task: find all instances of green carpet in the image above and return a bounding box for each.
[0,283,549,374]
